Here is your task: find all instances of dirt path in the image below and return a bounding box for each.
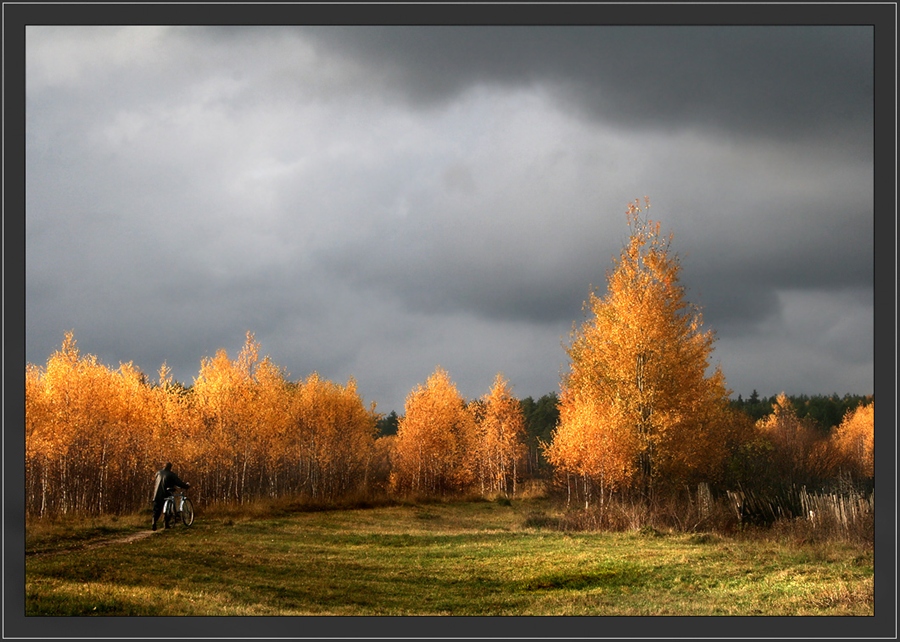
[83,529,156,550]
[27,529,158,557]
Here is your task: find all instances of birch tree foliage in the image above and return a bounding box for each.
[291,372,378,500]
[546,199,731,497]
[251,355,294,478]
[190,332,264,501]
[548,387,640,498]
[390,367,477,495]
[25,331,158,515]
[756,392,830,485]
[152,361,201,467]
[25,330,380,516]
[830,400,874,479]
[475,373,528,496]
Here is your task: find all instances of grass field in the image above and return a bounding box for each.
[25,496,874,618]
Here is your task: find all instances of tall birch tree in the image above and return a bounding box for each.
[545,198,731,501]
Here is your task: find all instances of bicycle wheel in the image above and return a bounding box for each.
[180,498,195,526]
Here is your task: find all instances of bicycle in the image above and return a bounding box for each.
[162,488,195,528]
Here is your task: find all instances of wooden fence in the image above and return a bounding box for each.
[726,484,873,531]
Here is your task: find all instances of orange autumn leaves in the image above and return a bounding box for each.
[831,401,874,479]
[26,332,157,515]
[545,203,733,498]
[390,369,527,497]
[26,331,381,516]
[543,201,874,502]
[26,332,530,517]
[187,337,379,504]
[754,393,874,486]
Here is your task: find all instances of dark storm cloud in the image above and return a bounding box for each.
[319,113,872,335]
[301,26,873,143]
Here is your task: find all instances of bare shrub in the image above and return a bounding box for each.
[551,488,726,534]
[557,484,741,534]
[525,482,872,545]
[515,478,551,500]
[555,497,652,532]
[522,511,563,530]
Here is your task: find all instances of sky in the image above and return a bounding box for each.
[25,23,876,416]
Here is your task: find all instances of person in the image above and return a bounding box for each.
[151,462,190,531]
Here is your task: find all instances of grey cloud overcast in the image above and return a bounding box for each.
[25,24,875,414]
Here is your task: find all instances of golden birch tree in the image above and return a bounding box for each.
[545,198,731,501]
[28,332,126,514]
[290,373,377,500]
[474,374,528,497]
[25,362,53,516]
[25,332,161,516]
[251,356,295,497]
[547,389,640,507]
[756,392,828,486]
[829,400,874,480]
[148,362,195,472]
[103,360,156,513]
[390,367,477,496]
[190,332,262,503]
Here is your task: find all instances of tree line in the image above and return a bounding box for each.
[25,332,530,518]
[730,391,871,429]
[25,199,874,519]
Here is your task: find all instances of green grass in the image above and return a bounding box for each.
[25,497,873,616]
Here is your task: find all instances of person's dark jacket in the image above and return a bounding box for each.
[152,468,190,503]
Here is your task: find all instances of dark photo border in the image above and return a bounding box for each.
[4,2,896,639]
